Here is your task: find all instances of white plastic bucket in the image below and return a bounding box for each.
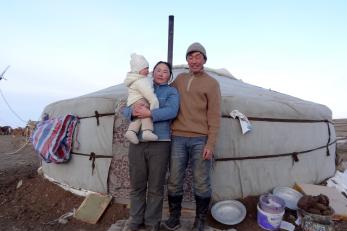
[257,203,284,230]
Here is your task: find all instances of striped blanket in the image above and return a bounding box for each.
[32,114,79,163]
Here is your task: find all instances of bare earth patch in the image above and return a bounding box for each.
[0,136,127,231]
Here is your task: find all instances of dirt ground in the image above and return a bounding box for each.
[0,136,128,231]
[1,135,347,231]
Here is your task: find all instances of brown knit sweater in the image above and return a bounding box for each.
[171,70,221,150]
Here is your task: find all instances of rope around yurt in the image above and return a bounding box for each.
[216,116,336,164]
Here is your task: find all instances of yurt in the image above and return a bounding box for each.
[36,65,336,205]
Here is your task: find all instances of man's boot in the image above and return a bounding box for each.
[192,195,211,231]
[163,195,183,230]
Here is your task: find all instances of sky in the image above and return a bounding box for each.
[0,0,346,127]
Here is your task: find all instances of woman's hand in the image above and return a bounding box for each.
[132,102,151,118]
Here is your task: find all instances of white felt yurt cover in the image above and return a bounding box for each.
[40,65,336,204]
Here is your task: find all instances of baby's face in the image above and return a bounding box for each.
[139,67,149,76]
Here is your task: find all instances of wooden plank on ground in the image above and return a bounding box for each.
[74,193,112,224]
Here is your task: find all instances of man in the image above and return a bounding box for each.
[164,42,221,231]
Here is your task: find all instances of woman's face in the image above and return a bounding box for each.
[153,63,171,85]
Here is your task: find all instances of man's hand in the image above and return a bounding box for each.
[202,146,213,160]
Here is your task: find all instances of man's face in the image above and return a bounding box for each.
[187,51,206,74]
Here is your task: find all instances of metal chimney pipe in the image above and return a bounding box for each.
[167,15,174,66]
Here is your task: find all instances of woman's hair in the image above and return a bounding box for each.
[153,61,173,81]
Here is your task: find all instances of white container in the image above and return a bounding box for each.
[257,203,284,230]
[272,186,303,210]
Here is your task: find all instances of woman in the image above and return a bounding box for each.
[122,61,179,231]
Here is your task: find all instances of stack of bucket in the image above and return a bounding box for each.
[257,194,285,230]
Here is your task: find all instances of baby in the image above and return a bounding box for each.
[124,53,159,144]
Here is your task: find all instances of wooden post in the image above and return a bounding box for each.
[167,15,174,66]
